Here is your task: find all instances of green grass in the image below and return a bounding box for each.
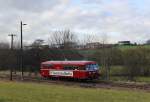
[135,77,150,83]
[117,45,150,50]
[110,66,125,75]
[106,66,150,83]
[0,81,150,102]
[107,75,150,83]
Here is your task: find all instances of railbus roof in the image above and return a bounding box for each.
[41,61,96,65]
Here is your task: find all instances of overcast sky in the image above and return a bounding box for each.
[0,0,150,44]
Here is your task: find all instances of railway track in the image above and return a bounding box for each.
[0,74,150,92]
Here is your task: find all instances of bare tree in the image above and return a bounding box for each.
[83,34,100,45]
[146,39,150,45]
[48,29,77,49]
[0,42,9,49]
[48,29,78,60]
[100,33,112,80]
[31,39,44,48]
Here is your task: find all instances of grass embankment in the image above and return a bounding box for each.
[0,81,150,102]
[78,45,150,54]
[117,45,150,50]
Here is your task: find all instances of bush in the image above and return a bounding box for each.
[122,48,150,80]
[91,47,150,80]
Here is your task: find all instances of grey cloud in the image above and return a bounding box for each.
[0,0,59,12]
[0,0,150,44]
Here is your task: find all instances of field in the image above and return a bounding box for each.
[0,81,150,102]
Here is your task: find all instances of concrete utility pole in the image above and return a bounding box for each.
[8,34,16,80]
[20,21,27,80]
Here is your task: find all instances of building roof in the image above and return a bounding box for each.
[118,41,130,43]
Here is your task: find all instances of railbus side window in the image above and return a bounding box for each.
[74,66,79,70]
[42,64,53,68]
[64,66,79,70]
[64,66,72,70]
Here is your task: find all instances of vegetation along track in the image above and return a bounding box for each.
[0,74,150,92]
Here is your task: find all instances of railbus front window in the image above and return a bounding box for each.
[86,64,99,71]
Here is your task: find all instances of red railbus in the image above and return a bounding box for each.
[40,61,100,80]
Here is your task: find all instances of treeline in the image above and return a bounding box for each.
[91,47,150,80]
[0,42,83,72]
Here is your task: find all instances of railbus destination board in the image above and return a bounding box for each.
[49,70,73,77]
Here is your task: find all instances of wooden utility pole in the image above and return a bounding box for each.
[8,34,16,80]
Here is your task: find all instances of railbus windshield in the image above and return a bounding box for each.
[86,64,99,71]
